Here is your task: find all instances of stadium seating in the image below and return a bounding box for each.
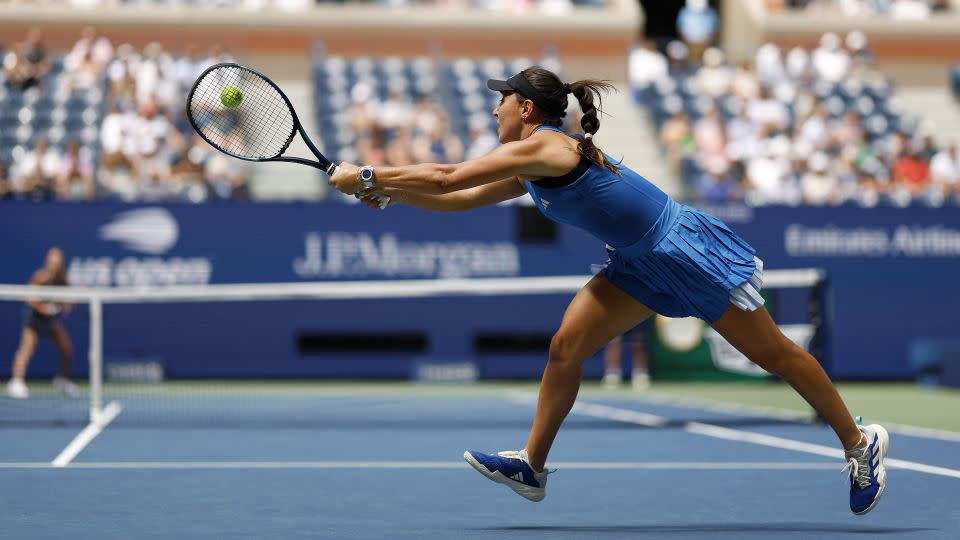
[313,55,438,164]
[0,54,105,170]
[632,39,951,207]
[2,42,564,203]
[312,54,557,173]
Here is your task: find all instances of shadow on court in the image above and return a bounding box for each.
[475,523,939,535]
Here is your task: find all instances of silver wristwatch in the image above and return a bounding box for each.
[358,166,376,191]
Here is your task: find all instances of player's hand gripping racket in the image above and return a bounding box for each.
[186,62,389,208]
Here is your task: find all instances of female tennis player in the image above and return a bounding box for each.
[329,67,887,515]
[6,246,79,399]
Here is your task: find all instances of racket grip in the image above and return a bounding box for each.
[371,193,391,210]
[355,190,391,210]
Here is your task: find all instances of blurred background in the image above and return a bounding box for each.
[1,0,960,423]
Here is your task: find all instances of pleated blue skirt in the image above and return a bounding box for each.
[603,199,760,323]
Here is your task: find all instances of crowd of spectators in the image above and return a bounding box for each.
[2,27,51,92]
[3,28,563,205]
[5,15,957,207]
[341,82,468,171]
[0,137,95,201]
[322,55,580,205]
[1,27,249,202]
[97,41,249,202]
[766,0,952,18]
[4,27,574,205]
[634,31,960,207]
[3,27,94,201]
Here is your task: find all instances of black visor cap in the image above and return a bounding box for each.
[486,73,566,118]
[486,78,514,92]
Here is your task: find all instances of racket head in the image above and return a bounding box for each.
[187,63,299,162]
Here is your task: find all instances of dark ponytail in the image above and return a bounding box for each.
[517,67,619,175]
[568,79,619,174]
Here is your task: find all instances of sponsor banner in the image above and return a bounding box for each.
[292,232,520,279]
[785,224,960,258]
[0,202,602,286]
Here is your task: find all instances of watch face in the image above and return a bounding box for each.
[361,168,374,181]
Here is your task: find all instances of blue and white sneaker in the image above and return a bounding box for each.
[843,424,889,515]
[463,449,549,502]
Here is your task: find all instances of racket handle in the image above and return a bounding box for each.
[354,189,391,210]
[371,193,391,210]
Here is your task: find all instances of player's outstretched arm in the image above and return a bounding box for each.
[330,135,563,196]
[358,178,526,212]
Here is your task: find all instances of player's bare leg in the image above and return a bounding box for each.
[710,304,862,449]
[464,274,652,501]
[630,337,650,390]
[8,328,38,398]
[524,274,653,471]
[602,336,623,388]
[49,323,79,397]
[49,323,74,379]
[711,303,888,514]
[11,327,38,381]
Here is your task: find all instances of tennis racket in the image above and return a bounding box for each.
[186,62,389,208]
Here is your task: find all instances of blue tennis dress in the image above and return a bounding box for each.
[523,126,762,323]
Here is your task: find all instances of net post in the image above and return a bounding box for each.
[88,294,104,423]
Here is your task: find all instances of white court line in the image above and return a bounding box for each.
[0,461,840,470]
[51,401,122,468]
[509,395,960,480]
[571,402,667,427]
[685,422,843,460]
[625,391,960,443]
[881,423,960,443]
[686,422,960,479]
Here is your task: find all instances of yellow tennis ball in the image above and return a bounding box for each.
[220,85,243,108]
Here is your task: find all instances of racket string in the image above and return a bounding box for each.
[188,65,296,160]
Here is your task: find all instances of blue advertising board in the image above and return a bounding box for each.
[0,202,601,379]
[2,202,958,380]
[2,202,602,286]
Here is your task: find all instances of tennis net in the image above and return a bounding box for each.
[0,270,828,427]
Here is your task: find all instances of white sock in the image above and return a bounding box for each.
[844,435,869,456]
